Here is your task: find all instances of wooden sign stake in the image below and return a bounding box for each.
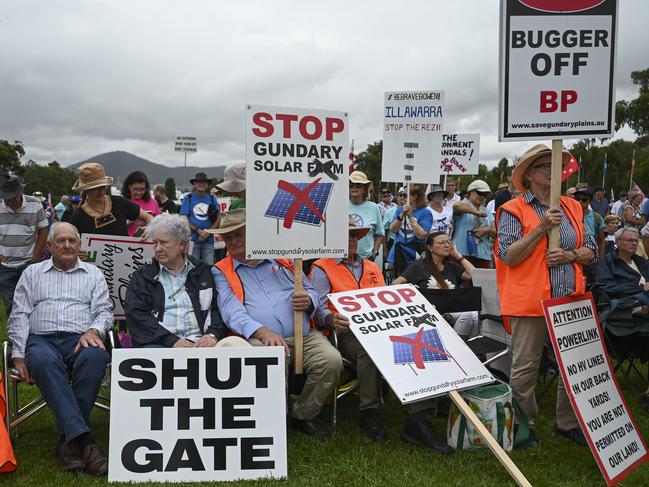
[293,258,304,374]
[549,139,563,250]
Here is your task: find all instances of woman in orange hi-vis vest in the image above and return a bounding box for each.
[495,144,597,449]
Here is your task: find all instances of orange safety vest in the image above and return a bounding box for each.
[309,258,385,317]
[214,256,294,304]
[495,195,585,317]
[0,371,16,473]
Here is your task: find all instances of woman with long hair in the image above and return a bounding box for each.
[122,170,160,236]
[393,231,477,340]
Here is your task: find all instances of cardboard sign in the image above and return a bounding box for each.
[440,133,480,175]
[245,105,349,259]
[382,91,444,183]
[108,347,287,483]
[543,294,648,486]
[82,234,154,319]
[328,284,493,403]
[499,0,618,140]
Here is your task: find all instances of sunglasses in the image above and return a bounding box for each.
[476,191,489,197]
[531,162,552,171]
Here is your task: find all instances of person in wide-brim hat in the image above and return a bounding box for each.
[511,144,570,193]
[216,163,245,194]
[208,208,246,235]
[190,172,212,185]
[348,215,370,239]
[72,163,114,192]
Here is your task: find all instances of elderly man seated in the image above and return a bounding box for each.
[212,209,343,441]
[7,222,113,475]
[125,213,230,347]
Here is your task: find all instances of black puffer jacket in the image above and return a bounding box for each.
[125,256,228,347]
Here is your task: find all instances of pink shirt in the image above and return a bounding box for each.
[127,197,160,236]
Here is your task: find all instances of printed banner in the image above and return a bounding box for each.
[382,91,444,184]
[108,347,287,482]
[328,284,493,403]
[81,234,154,319]
[543,294,649,486]
[246,105,349,259]
[499,0,617,140]
[440,133,480,175]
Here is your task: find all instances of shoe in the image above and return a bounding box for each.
[291,418,331,442]
[82,443,109,476]
[554,425,588,447]
[56,441,85,472]
[359,409,388,443]
[401,418,454,454]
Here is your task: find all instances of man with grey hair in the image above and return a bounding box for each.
[125,213,229,347]
[8,222,113,475]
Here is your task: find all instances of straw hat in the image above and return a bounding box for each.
[348,216,370,239]
[216,163,246,193]
[349,171,371,185]
[209,208,246,235]
[72,163,113,192]
[511,144,570,192]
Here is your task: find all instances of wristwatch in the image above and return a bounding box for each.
[207,333,216,339]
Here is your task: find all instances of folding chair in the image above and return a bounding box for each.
[329,329,360,430]
[2,331,114,441]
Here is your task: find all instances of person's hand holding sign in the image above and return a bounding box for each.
[540,207,562,232]
[291,291,312,312]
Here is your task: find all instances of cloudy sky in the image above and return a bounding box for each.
[1,0,645,170]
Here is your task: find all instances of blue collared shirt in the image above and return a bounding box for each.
[158,258,201,341]
[212,259,320,339]
[8,258,114,358]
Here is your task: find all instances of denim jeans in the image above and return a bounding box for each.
[191,239,214,265]
[25,333,110,442]
[0,261,30,317]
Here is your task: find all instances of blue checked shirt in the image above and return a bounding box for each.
[158,258,202,341]
[497,191,599,298]
[8,258,114,358]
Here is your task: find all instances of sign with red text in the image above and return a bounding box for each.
[108,347,287,482]
[328,284,493,404]
[543,294,648,486]
[499,0,617,140]
[81,234,154,319]
[440,133,480,175]
[383,91,444,183]
[246,105,349,259]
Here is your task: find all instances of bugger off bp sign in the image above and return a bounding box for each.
[499,0,618,140]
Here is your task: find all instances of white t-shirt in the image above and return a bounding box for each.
[444,194,461,207]
[428,205,454,234]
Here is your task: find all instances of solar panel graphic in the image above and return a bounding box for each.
[391,328,449,367]
[265,179,333,228]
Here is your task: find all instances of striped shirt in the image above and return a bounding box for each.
[157,258,201,340]
[497,191,599,298]
[7,258,114,358]
[0,195,48,267]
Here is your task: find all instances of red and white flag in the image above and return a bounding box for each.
[348,138,355,173]
[561,148,579,182]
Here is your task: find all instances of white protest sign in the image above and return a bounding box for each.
[82,234,154,318]
[246,105,349,259]
[175,136,198,152]
[382,91,444,183]
[440,133,480,176]
[328,284,493,404]
[543,294,649,486]
[108,347,287,483]
[499,0,617,141]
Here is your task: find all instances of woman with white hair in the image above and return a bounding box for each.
[124,213,229,347]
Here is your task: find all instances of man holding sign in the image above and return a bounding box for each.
[212,209,343,441]
[495,144,598,447]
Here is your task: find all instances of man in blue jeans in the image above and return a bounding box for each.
[7,222,114,475]
[179,172,220,265]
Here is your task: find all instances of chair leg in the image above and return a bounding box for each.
[332,388,338,431]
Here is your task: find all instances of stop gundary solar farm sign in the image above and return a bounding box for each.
[499,0,618,141]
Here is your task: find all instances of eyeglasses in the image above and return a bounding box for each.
[531,162,552,171]
[349,183,365,189]
[619,238,639,244]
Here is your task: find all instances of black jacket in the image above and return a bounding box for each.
[125,256,228,347]
[597,250,649,299]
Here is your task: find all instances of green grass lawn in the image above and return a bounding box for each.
[1,307,648,486]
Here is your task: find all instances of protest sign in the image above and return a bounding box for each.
[175,136,198,152]
[108,347,287,483]
[328,284,493,403]
[82,234,154,318]
[245,105,349,259]
[440,133,480,176]
[382,91,444,183]
[543,294,649,486]
[499,0,618,140]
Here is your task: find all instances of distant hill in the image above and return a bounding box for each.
[67,151,226,188]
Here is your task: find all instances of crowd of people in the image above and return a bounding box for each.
[0,142,648,476]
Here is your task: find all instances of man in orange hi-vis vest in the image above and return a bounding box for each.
[212,209,343,442]
[496,144,597,449]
